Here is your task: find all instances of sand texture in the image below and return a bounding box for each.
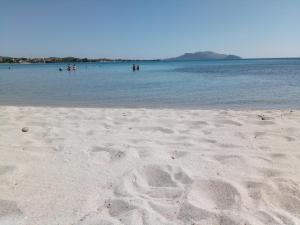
[0,106,300,225]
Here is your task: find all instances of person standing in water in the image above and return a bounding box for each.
[137,65,140,71]
[132,64,136,71]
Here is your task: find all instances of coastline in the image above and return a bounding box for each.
[1,106,300,225]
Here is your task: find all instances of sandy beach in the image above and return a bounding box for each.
[0,106,300,225]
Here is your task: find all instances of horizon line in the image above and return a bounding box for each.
[1,56,300,61]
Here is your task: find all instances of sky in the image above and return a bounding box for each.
[1,0,300,59]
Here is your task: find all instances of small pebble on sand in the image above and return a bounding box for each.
[258,115,266,120]
[21,127,29,132]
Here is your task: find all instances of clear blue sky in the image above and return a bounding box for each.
[1,0,300,59]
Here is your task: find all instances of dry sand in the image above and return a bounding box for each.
[0,106,300,225]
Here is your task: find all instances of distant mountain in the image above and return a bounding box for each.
[165,51,242,61]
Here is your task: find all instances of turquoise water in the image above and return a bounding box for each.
[0,59,300,109]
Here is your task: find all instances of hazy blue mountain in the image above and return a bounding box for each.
[165,51,242,60]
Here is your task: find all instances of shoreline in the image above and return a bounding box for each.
[0,104,299,111]
[1,106,299,225]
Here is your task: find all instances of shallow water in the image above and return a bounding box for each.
[1,59,300,109]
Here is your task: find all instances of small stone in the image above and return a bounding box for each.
[21,127,29,132]
[258,115,266,120]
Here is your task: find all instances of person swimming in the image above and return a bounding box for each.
[67,64,71,71]
[72,64,76,71]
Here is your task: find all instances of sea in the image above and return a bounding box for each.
[1,59,300,109]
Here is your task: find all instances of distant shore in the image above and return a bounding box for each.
[0,56,161,64]
[2,57,300,65]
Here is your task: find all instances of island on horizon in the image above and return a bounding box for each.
[165,51,242,61]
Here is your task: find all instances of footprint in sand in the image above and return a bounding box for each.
[111,166,252,225]
[87,146,126,165]
[261,179,300,217]
[143,165,177,187]
[142,164,193,188]
[105,199,137,217]
[244,181,264,203]
[0,199,25,225]
[177,201,245,225]
[148,201,178,221]
[104,198,168,225]
[0,199,22,217]
[177,201,214,223]
[114,164,191,200]
[245,179,300,223]
[186,179,241,211]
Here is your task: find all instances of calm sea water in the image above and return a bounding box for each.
[1,59,300,109]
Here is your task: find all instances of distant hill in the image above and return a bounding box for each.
[165,51,242,61]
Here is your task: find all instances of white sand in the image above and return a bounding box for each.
[0,106,300,225]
